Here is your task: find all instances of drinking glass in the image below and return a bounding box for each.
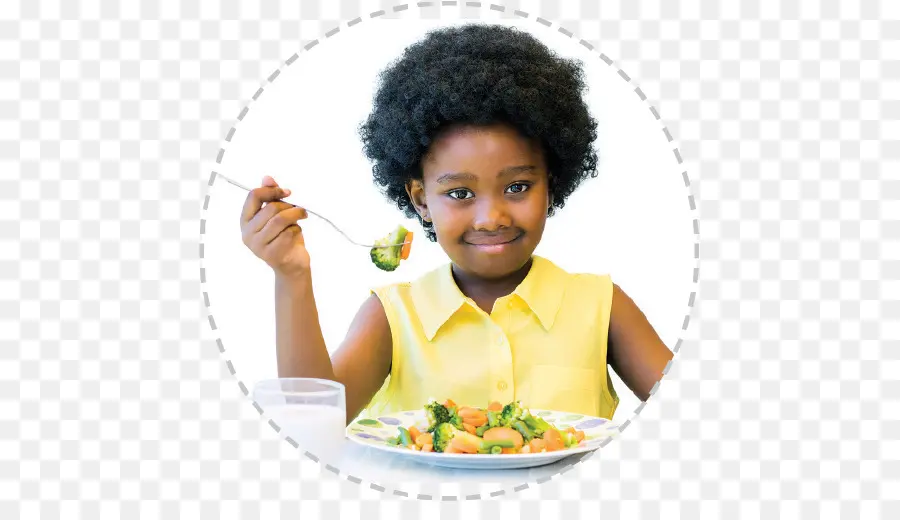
[252,378,347,465]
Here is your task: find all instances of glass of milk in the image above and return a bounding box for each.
[252,378,347,466]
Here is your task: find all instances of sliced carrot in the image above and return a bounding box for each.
[415,432,433,448]
[529,438,545,452]
[408,426,421,444]
[564,426,585,443]
[455,431,485,452]
[487,401,503,412]
[449,436,477,454]
[543,429,565,452]
[444,398,456,409]
[459,408,487,427]
[463,423,477,435]
[400,232,413,260]
[444,444,461,454]
[501,447,516,454]
[482,427,524,449]
[464,416,487,427]
[422,443,433,452]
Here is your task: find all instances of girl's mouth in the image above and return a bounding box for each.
[464,233,523,254]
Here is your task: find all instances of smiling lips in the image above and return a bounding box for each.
[465,233,522,252]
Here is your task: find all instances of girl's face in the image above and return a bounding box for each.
[406,123,551,279]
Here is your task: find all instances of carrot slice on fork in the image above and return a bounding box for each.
[400,232,413,260]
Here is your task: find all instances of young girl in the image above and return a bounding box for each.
[239,24,673,425]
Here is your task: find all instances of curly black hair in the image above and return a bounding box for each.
[359,23,599,241]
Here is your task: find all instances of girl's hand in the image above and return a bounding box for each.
[240,176,310,278]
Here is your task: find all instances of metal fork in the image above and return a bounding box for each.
[215,172,408,248]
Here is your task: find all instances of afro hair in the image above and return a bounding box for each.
[359,23,599,241]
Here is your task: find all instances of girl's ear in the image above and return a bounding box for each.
[405,179,431,222]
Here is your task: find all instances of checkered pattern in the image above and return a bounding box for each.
[1,0,897,518]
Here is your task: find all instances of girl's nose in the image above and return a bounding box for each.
[472,198,511,231]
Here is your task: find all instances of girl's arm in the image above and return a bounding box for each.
[275,274,392,425]
[607,284,674,402]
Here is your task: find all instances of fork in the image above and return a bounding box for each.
[215,172,408,248]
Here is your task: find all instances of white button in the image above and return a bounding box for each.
[497,381,508,391]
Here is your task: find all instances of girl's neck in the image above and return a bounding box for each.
[451,257,534,311]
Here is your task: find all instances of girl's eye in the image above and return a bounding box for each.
[506,183,531,194]
[448,189,473,200]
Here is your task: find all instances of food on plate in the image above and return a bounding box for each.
[370,225,413,271]
[385,398,589,455]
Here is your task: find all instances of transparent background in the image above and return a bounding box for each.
[1,0,897,518]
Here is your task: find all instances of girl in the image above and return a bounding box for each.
[239,24,673,425]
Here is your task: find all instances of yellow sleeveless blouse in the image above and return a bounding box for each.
[358,255,619,420]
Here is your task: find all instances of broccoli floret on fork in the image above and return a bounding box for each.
[370,225,412,271]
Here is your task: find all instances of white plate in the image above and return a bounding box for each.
[346,408,620,470]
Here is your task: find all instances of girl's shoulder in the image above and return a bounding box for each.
[532,256,615,309]
[534,255,612,285]
[369,280,413,304]
[369,263,447,302]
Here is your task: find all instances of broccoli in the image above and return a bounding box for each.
[369,225,410,272]
[500,401,524,426]
[432,422,458,453]
[522,413,555,437]
[424,399,462,428]
[424,400,452,432]
[448,408,464,430]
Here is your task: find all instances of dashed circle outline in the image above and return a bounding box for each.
[198,1,700,501]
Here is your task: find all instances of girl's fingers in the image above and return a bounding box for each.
[246,201,294,236]
[261,176,291,197]
[264,224,300,252]
[240,186,290,226]
[256,206,308,245]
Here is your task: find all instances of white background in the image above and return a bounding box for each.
[202,16,696,420]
